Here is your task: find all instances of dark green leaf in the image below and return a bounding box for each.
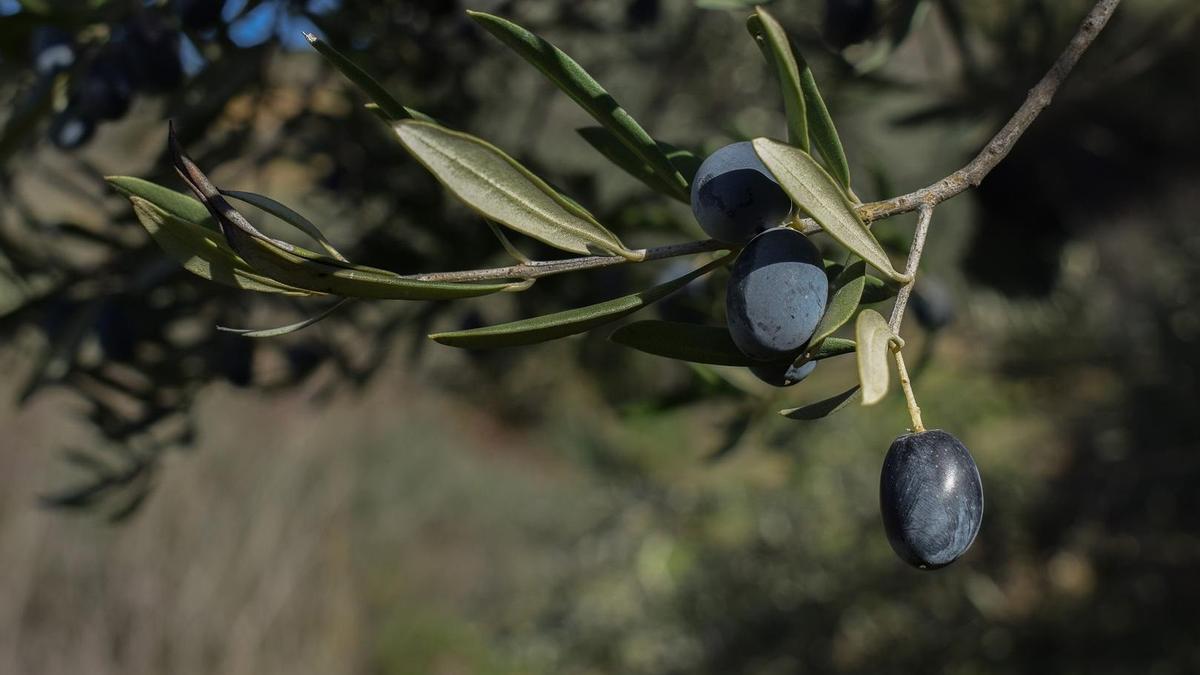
[799,63,852,190]
[612,320,855,365]
[577,126,695,202]
[780,385,861,420]
[753,138,904,282]
[305,33,433,122]
[747,9,809,151]
[429,256,730,348]
[862,274,900,303]
[468,11,688,200]
[395,120,637,259]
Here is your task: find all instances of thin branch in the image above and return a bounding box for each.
[888,204,933,333]
[401,238,730,282]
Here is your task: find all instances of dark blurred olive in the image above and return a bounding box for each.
[626,0,660,29]
[179,0,225,31]
[30,26,76,75]
[48,108,96,149]
[73,51,135,121]
[96,301,137,362]
[823,0,877,49]
[909,278,956,332]
[284,342,327,381]
[219,334,255,387]
[121,13,183,92]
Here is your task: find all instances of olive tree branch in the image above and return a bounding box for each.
[888,204,933,432]
[407,0,1120,285]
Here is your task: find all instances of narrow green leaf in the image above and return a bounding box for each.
[576,126,687,202]
[799,66,852,190]
[305,33,433,122]
[218,298,353,338]
[753,138,905,282]
[611,321,756,366]
[125,196,315,296]
[855,309,895,405]
[808,260,866,347]
[862,274,900,303]
[108,176,216,229]
[430,256,729,349]
[612,321,855,366]
[221,189,348,262]
[695,0,769,9]
[747,9,808,151]
[780,385,861,420]
[468,11,688,199]
[395,120,637,259]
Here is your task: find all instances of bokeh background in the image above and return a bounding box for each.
[2,0,1199,673]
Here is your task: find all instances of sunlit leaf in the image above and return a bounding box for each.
[305,33,433,122]
[468,11,688,200]
[780,385,861,420]
[395,120,638,259]
[429,256,729,349]
[799,61,851,189]
[747,8,808,151]
[753,138,904,281]
[855,308,895,405]
[221,189,347,261]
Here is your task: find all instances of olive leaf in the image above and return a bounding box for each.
[855,308,896,405]
[217,298,354,338]
[394,120,639,260]
[798,60,851,190]
[807,259,866,348]
[862,274,900,303]
[162,131,519,301]
[780,385,861,420]
[429,256,730,349]
[611,320,855,366]
[468,11,688,200]
[747,8,809,151]
[124,195,315,296]
[576,126,700,202]
[220,189,347,262]
[753,138,904,282]
[304,33,434,123]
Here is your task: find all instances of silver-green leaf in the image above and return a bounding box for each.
[747,8,808,151]
[753,138,904,282]
[395,120,638,260]
[780,385,862,420]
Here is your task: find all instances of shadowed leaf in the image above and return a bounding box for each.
[855,308,895,405]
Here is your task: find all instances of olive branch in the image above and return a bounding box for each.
[108,0,1123,428]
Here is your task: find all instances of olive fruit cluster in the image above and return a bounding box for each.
[691,142,827,387]
[880,429,984,569]
[32,9,190,150]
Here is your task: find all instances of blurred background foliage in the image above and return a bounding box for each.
[1,0,1199,672]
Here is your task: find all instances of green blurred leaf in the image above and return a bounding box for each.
[430,256,729,349]
[780,385,861,420]
[305,33,433,122]
[747,8,808,151]
[468,11,688,200]
[753,138,903,281]
[576,127,698,202]
[612,320,855,365]
[217,298,354,338]
[395,120,637,259]
[808,260,866,347]
[221,189,347,262]
[855,308,895,405]
[696,0,770,9]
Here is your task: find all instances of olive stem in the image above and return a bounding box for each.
[892,348,925,433]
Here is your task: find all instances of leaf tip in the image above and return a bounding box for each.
[303,32,319,45]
